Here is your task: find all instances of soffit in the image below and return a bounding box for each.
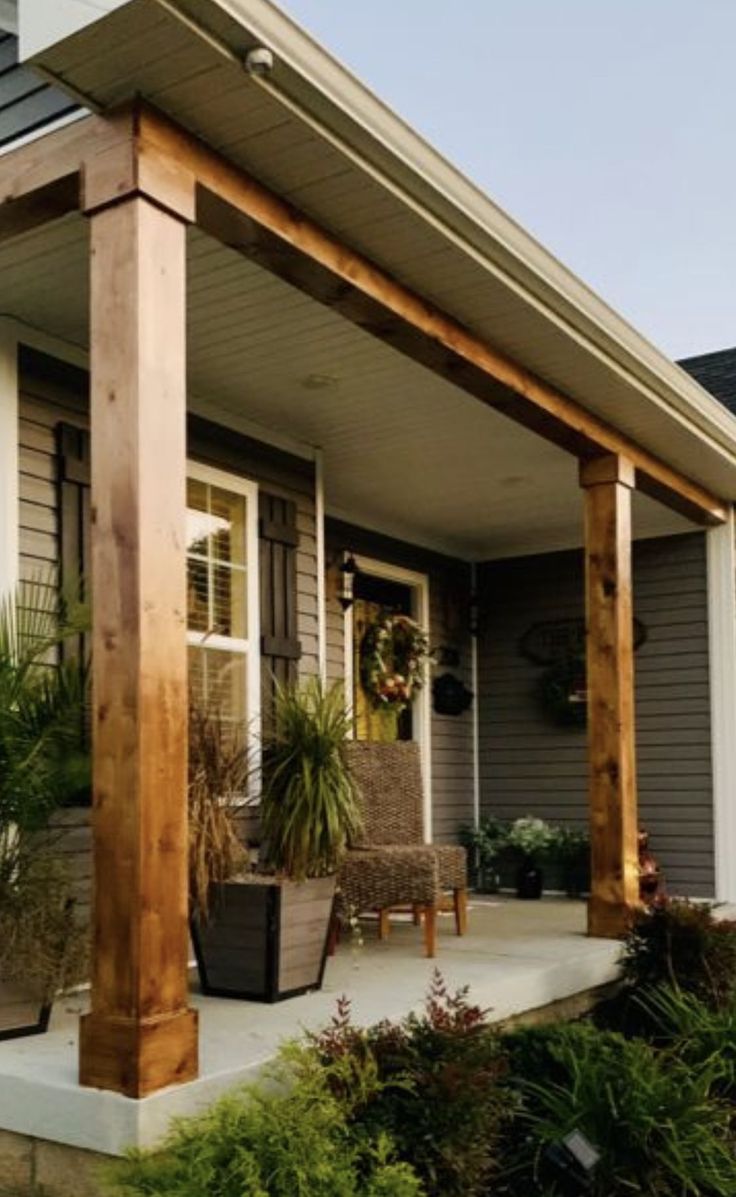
[1,215,691,558]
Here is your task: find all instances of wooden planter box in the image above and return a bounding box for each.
[0,979,51,1042]
[191,875,336,1003]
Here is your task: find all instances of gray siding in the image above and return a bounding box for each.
[18,350,319,678]
[325,519,475,842]
[0,34,79,148]
[17,348,320,915]
[478,532,714,897]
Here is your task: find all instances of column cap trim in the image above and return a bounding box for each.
[580,454,636,490]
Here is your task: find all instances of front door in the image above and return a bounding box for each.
[352,572,414,742]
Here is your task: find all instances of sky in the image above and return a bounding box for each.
[277,0,736,361]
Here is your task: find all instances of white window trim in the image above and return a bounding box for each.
[708,512,736,902]
[186,460,261,789]
[343,554,433,842]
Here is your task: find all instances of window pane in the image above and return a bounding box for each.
[188,645,248,732]
[187,558,209,633]
[186,479,209,556]
[213,563,246,639]
[211,486,246,567]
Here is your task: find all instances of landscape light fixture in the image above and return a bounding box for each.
[543,1129,600,1193]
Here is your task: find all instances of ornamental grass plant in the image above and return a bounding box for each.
[187,702,250,921]
[497,1020,736,1197]
[260,679,361,881]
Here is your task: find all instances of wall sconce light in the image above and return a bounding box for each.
[339,551,357,611]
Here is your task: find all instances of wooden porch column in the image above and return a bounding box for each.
[580,454,640,938]
[78,195,198,1096]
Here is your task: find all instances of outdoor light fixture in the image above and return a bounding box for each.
[543,1129,600,1193]
[338,552,357,611]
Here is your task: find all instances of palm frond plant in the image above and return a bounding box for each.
[261,678,362,881]
[0,576,90,1037]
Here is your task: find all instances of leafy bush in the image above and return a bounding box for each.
[310,972,506,1197]
[107,1050,424,1197]
[622,899,736,1008]
[497,1021,736,1197]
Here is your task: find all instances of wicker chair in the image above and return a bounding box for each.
[336,741,469,957]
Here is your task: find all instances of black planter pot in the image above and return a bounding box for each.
[0,979,51,1042]
[191,875,336,1003]
[516,861,544,900]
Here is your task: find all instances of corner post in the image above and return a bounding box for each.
[707,509,736,902]
[78,147,198,1096]
[580,454,640,938]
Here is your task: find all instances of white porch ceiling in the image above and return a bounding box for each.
[0,215,692,559]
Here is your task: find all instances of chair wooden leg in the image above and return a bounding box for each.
[378,909,391,941]
[423,904,438,958]
[454,888,468,936]
[412,905,422,926]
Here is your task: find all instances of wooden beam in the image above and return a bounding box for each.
[581,454,641,938]
[0,114,123,243]
[78,195,198,1098]
[130,105,725,528]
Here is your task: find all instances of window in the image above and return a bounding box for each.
[186,464,260,756]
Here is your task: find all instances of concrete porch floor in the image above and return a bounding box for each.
[0,897,622,1157]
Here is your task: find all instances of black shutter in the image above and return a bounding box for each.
[56,421,91,664]
[259,493,302,722]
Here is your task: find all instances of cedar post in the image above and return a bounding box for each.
[78,193,198,1096]
[580,454,641,938]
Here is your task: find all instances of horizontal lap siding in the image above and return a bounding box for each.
[0,34,80,148]
[17,349,319,918]
[478,532,714,896]
[325,519,474,843]
[18,356,319,678]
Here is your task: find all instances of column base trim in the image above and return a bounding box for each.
[79,1007,198,1099]
[587,895,640,940]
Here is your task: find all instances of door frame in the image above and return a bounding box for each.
[344,554,433,842]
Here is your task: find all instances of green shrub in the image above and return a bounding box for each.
[310,972,506,1197]
[497,1021,736,1196]
[107,1051,424,1197]
[622,899,736,1008]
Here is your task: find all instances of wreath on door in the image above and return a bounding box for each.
[359,612,431,712]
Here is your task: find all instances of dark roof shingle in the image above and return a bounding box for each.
[678,346,736,416]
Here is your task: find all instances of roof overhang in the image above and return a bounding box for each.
[17,0,736,505]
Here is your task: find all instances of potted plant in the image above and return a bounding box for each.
[460,816,508,893]
[552,825,590,897]
[0,840,88,1039]
[506,816,553,900]
[0,577,90,1037]
[191,679,361,1003]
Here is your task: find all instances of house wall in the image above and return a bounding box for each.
[478,532,715,897]
[17,345,320,919]
[325,519,475,843]
[0,33,79,148]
